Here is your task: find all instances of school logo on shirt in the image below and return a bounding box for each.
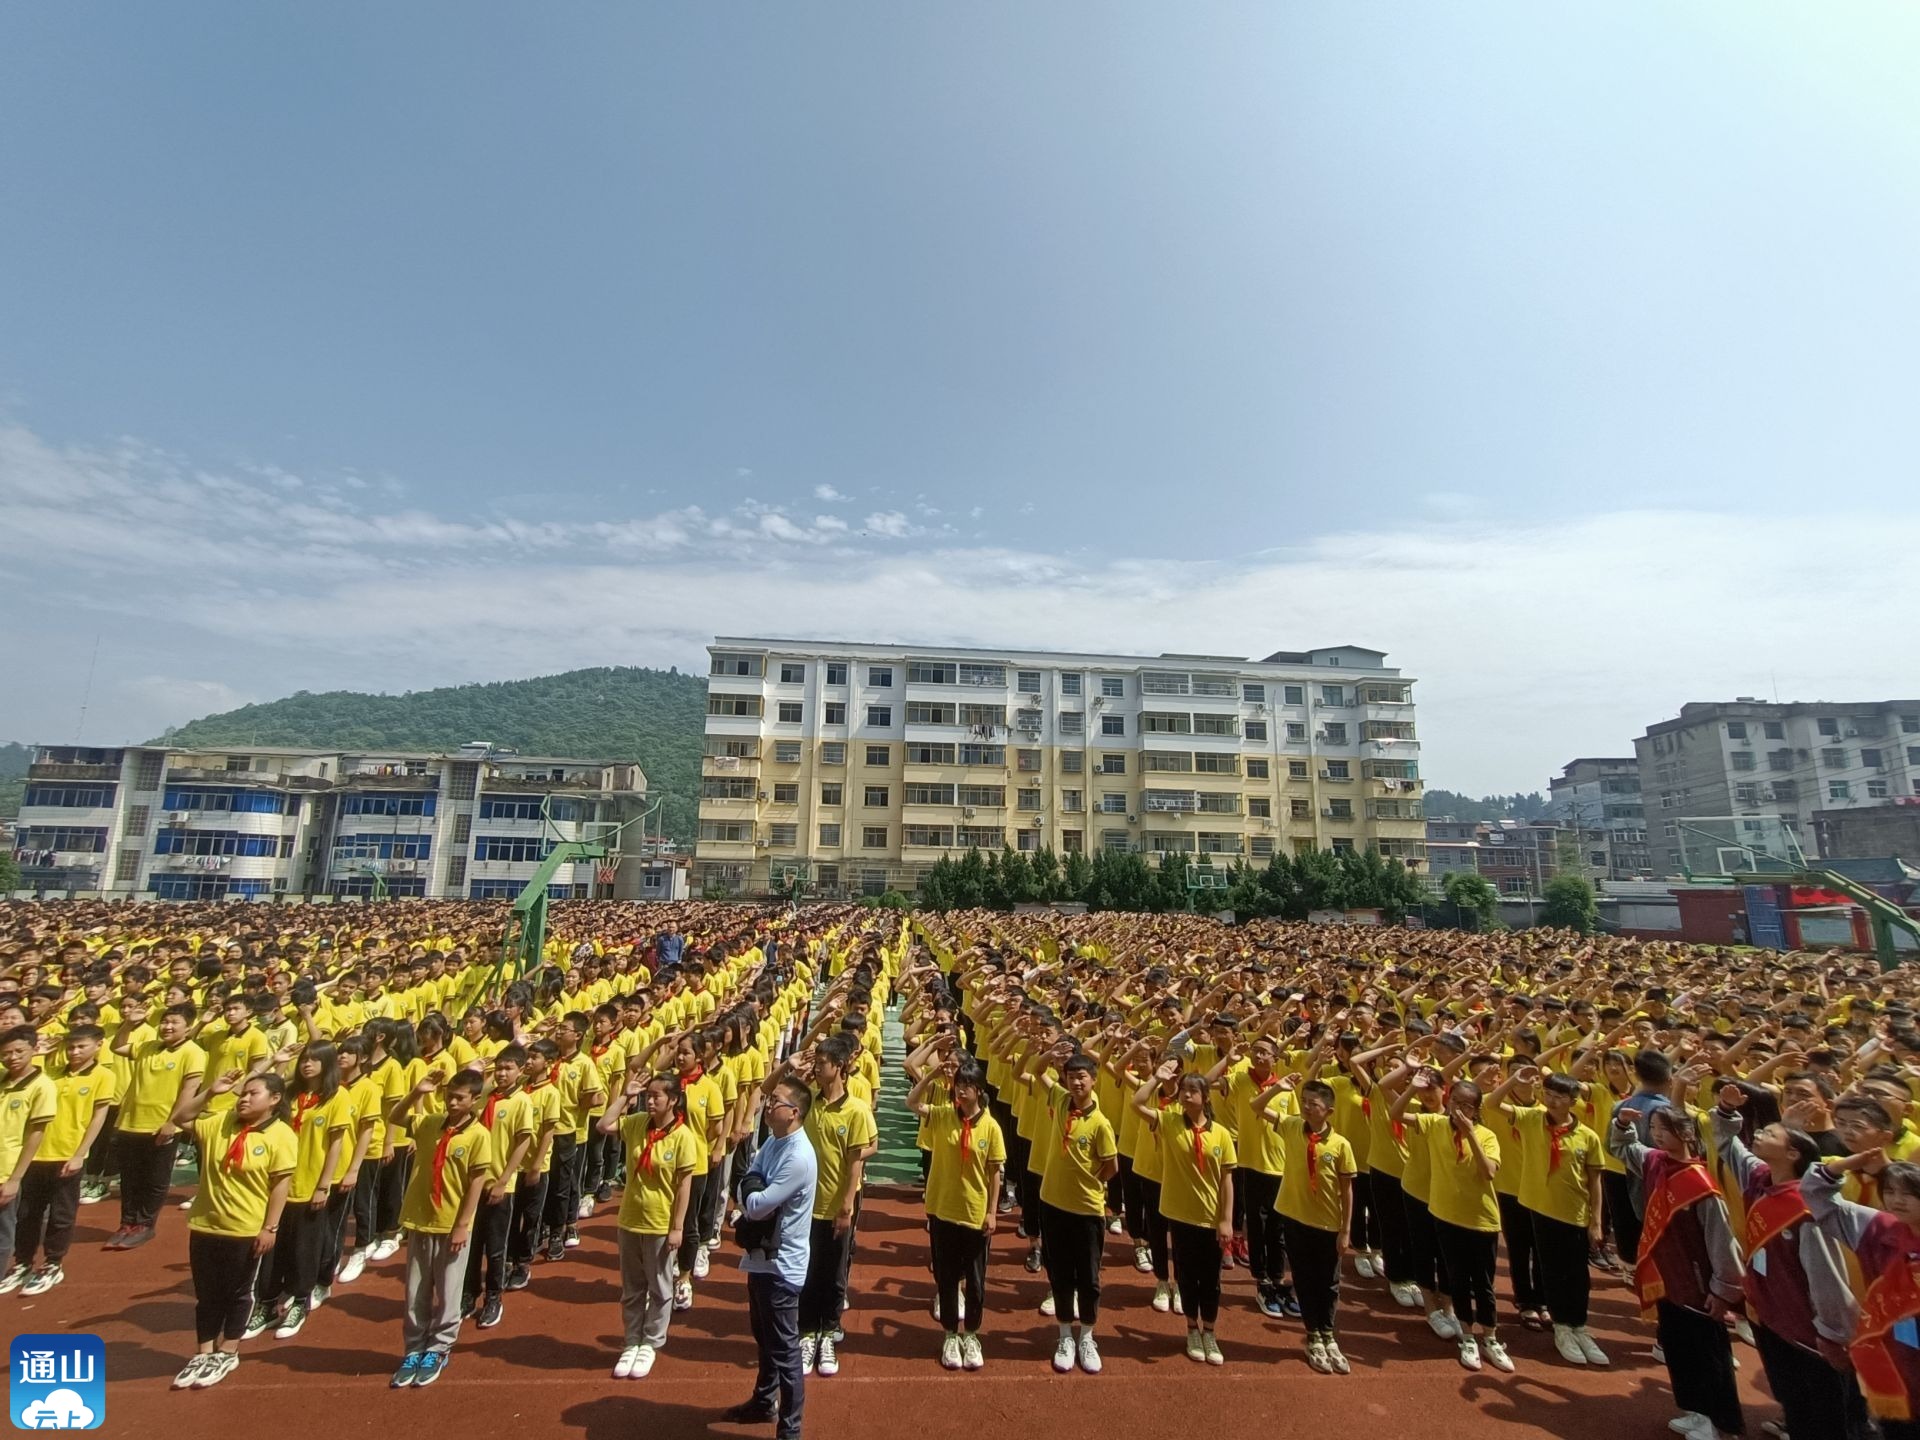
[10,1333,105,1430]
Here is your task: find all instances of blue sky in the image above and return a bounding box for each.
[3,5,1917,793]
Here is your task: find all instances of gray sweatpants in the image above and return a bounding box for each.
[404,1230,473,1355]
[618,1229,675,1350]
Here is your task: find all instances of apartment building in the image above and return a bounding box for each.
[1634,700,1920,873]
[696,637,1425,896]
[12,743,646,901]
[1547,757,1651,880]
[1423,817,1571,896]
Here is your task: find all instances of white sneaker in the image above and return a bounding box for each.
[1457,1335,1482,1371]
[960,1332,984,1371]
[0,1265,27,1294]
[1575,1328,1611,1366]
[1354,1254,1376,1279]
[179,1196,194,1211]
[1053,1334,1076,1372]
[309,1285,328,1311]
[1669,1415,1712,1437]
[693,1245,711,1279]
[1152,1282,1172,1313]
[172,1354,217,1389]
[674,1278,693,1311]
[1185,1331,1207,1363]
[337,1250,368,1284]
[193,1351,239,1388]
[1733,1316,1755,1346]
[1307,1337,1333,1373]
[1171,1288,1183,1316]
[1106,1216,1123,1234]
[1554,1324,1588,1364]
[940,1334,964,1370]
[1202,1333,1224,1366]
[273,1302,309,1339]
[578,1197,595,1220]
[1482,1336,1514,1372]
[631,1344,656,1378]
[1078,1332,1102,1374]
[1324,1337,1351,1375]
[816,1334,839,1376]
[614,1346,643,1379]
[1651,1343,1666,1364]
[1427,1309,1461,1340]
[1133,1243,1152,1273]
[1039,1293,1056,1318]
[1392,1281,1423,1309]
[800,1334,818,1374]
[371,1237,399,1262]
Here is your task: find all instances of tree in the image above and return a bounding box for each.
[1061,848,1093,903]
[0,848,17,893]
[1442,871,1500,931]
[1539,873,1599,933]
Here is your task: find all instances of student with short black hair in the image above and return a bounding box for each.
[388,1068,493,1389]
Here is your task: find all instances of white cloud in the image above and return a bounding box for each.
[813,483,847,502]
[4,420,1917,797]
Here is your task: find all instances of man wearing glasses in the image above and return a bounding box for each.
[722,1076,818,1440]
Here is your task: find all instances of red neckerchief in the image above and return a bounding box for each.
[1548,1119,1574,1172]
[1062,1100,1094,1155]
[1454,1126,1469,1162]
[430,1118,472,1207]
[957,1105,977,1163]
[1305,1123,1326,1192]
[681,1064,705,1086]
[527,1076,553,1092]
[639,1122,675,1174]
[223,1119,254,1171]
[1190,1116,1208,1169]
[591,1041,612,1060]
[481,1092,503,1129]
[290,1092,320,1133]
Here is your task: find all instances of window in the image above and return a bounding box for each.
[904,783,956,805]
[1145,751,1192,772]
[1290,798,1311,820]
[1242,684,1265,703]
[1247,758,1270,779]
[1058,711,1084,736]
[710,653,761,677]
[867,705,893,727]
[959,825,1003,847]
[1323,760,1350,780]
[1726,721,1747,740]
[1289,761,1309,779]
[821,743,847,766]
[1193,753,1237,774]
[1248,797,1271,818]
[1863,748,1884,768]
[1061,789,1083,812]
[779,663,805,684]
[1017,749,1042,772]
[1017,671,1042,694]
[958,785,1005,806]
[903,742,956,765]
[1909,746,1920,766]
[1730,750,1754,772]
[868,667,893,687]
[1829,781,1851,801]
[1101,829,1130,852]
[774,741,803,764]
[1100,793,1129,814]
[908,662,957,685]
[862,826,888,849]
[826,662,848,686]
[1818,717,1840,737]
[1250,837,1274,858]
[958,663,1004,686]
[777,701,803,724]
[1017,788,1042,811]
[1245,721,1267,742]
[1321,685,1345,705]
[863,786,890,807]
[1016,829,1040,853]
[1061,750,1084,774]
[15,825,109,853]
[1868,780,1890,799]
[1101,715,1126,736]
[1059,673,1083,696]
[475,835,553,862]
[824,703,847,726]
[1768,749,1793,771]
[1100,754,1127,774]
[903,824,955,848]
[1100,677,1125,698]
[1062,829,1084,853]
[1734,784,1758,806]
[707,694,762,717]
[773,783,799,804]
[818,823,842,846]
[703,778,755,800]
[1321,722,1348,745]
[864,745,891,766]
[1286,723,1307,742]
[1903,714,1920,734]
[1822,748,1848,769]
[1283,685,1304,706]
[1327,799,1353,820]
[1197,793,1239,814]
[1764,721,1785,740]
[820,782,844,805]
[1194,714,1237,737]
[958,744,1005,766]
[26,783,117,808]
[347,793,437,817]
[768,823,798,848]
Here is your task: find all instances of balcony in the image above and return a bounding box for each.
[704,754,761,775]
[166,765,333,791]
[484,772,618,793]
[346,768,440,789]
[27,762,120,782]
[1363,738,1421,754]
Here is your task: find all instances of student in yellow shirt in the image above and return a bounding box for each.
[388,1069,493,1389]
[10,1023,114,1296]
[252,1042,352,1341]
[323,1035,380,1291]
[1134,1058,1236,1365]
[788,1035,878,1377]
[1266,1077,1358,1374]
[1401,1071,1511,1373]
[909,1052,1004,1371]
[542,1012,606,1259]
[1217,1035,1294,1320]
[0,1025,58,1293]
[169,1068,296,1391]
[507,1040,564,1289]
[1497,1070,1609,1367]
[1034,1044,1119,1375]
[461,1042,536,1330]
[109,1000,207,1249]
[367,1019,419,1262]
[599,1067,698,1379]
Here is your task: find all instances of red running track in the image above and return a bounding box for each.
[9,1189,1780,1440]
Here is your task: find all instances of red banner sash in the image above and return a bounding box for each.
[1853,1257,1920,1421]
[1633,1160,1719,1317]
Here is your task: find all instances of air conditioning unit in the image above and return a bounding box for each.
[167,811,190,824]
[754,839,770,848]
[1260,818,1273,828]
[962,806,976,818]
[1318,768,1337,779]
[1251,703,1268,715]
[1126,813,1139,825]
[1321,807,1339,818]
[388,860,418,874]
[1090,696,1105,709]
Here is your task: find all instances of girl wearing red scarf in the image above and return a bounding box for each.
[252,1041,348,1341]
[1806,1147,1920,1440]
[1134,1061,1236,1365]
[909,1052,1004,1371]
[1610,1104,1747,1440]
[599,1067,697,1379]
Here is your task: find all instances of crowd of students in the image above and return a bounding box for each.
[2,899,1920,1440]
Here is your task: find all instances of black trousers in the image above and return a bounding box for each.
[1402,1190,1450,1296]
[377,1149,412,1236]
[1349,1169,1377,1251]
[747,1272,805,1440]
[1433,1218,1498,1330]
[1138,1176,1172,1282]
[190,1231,263,1345]
[346,1157,379,1253]
[1370,1169,1415,1284]
[799,1216,854,1333]
[260,1201,328,1304]
[83,1108,119,1180]
[677,1172,710,1274]
[1658,1300,1744,1437]
[317,1187,352,1280]
[1531,1211,1591,1327]
[1282,1216,1342,1333]
[582,1125,618,1197]
[1498,1191,1544,1311]
[701,1144,731,1241]
[115,1130,176,1230]
[1019,1167,1043,1239]
[463,1193,514,1306]
[1168,1219,1223,1325]
[543,1134,581,1238]
[1039,1201,1103,1325]
[1603,1170,1641,1262]
[509,1173,549,1266]
[16,1162,81,1266]
[1237,1168,1287,1288]
[1119,1155,1147,1241]
[928,1217,987,1333]
[1755,1323,1849,1440]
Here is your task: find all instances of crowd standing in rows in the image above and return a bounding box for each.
[3,899,1920,1440]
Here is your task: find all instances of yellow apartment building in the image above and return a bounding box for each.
[695,638,1425,897]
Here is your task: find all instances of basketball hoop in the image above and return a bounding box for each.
[596,862,619,887]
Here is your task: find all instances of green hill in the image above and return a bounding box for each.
[156,667,706,844]
[0,741,29,819]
